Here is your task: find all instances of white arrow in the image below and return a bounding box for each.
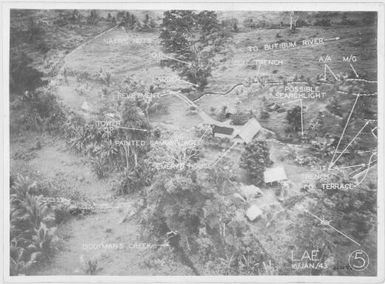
[329,95,360,170]
[335,163,365,170]
[304,209,360,246]
[300,99,304,136]
[117,126,149,132]
[329,121,370,169]
[349,63,359,78]
[324,37,340,41]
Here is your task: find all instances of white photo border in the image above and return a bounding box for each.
[1,1,384,283]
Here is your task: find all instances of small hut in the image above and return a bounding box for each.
[212,125,234,138]
[264,166,288,185]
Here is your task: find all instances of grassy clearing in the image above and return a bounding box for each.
[209,25,377,91]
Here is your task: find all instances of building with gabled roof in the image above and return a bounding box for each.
[233,117,262,143]
[212,125,234,138]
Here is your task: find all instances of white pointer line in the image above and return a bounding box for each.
[211,141,238,167]
[329,95,360,169]
[300,99,304,136]
[257,62,262,76]
[160,53,190,65]
[349,63,359,78]
[336,164,365,170]
[268,37,341,53]
[355,152,377,185]
[371,127,378,139]
[325,64,340,81]
[349,165,367,176]
[324,37,341,41]
[117,126,149,132]
[327,223,361,247]
[282,99,301,106]
[197,126,212,143]
[348,156,377,176]
[323,63,327,80]
[330,121,369,168]
[304,210,361,246]
[346,78,377,84]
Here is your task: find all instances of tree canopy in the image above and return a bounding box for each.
[159,10,229,91]
[240,141,273,185]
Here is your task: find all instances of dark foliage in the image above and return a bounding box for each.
[160,10,229,91]
[239,141,273,185]
[11,88,66,133]
[286,106,302,133]
[10,51,47,95]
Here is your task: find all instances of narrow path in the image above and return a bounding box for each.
[194,76,378,102]
[172,92,218,124]
[54,24,119,76]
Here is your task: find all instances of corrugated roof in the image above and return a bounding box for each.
[233,118,262,143]
[213,125,234,135]
[264,166,288,183]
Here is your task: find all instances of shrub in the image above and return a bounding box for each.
[231,111,250,125]
[10,51,47,95]
[239,141,273,185]
[141,170,207,264]
[225,232,273,275]
[64,81,152,179]
[362,12,377,25]
[140,143,275,275]
[148,101,169,115]
[286,106,302,133]
[326,96,343,117]
[216,105,229,122]
[313,18,331,26]
[291,177,377,272]
[296,19,309,27]
[75,71,91,82]
[243,18,257,29]
[90,156,109,179]
[10,175,58,275]
[87,10,99,25]
[339,15,357,25]
[160,10,229,91]
[112,162,154,195]
[80,255,102,275]
[65,119,130,176]
[11,88,66,134]
[66,122,103,154]
[259,110,270,120]
[101,87,109,98]
[98,68,112,86]
[10,239,42,276]
[75,84,90,96]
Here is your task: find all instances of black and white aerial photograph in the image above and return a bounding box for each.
[3,1,385,282]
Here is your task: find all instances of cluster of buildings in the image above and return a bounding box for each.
[210,117,288,185]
